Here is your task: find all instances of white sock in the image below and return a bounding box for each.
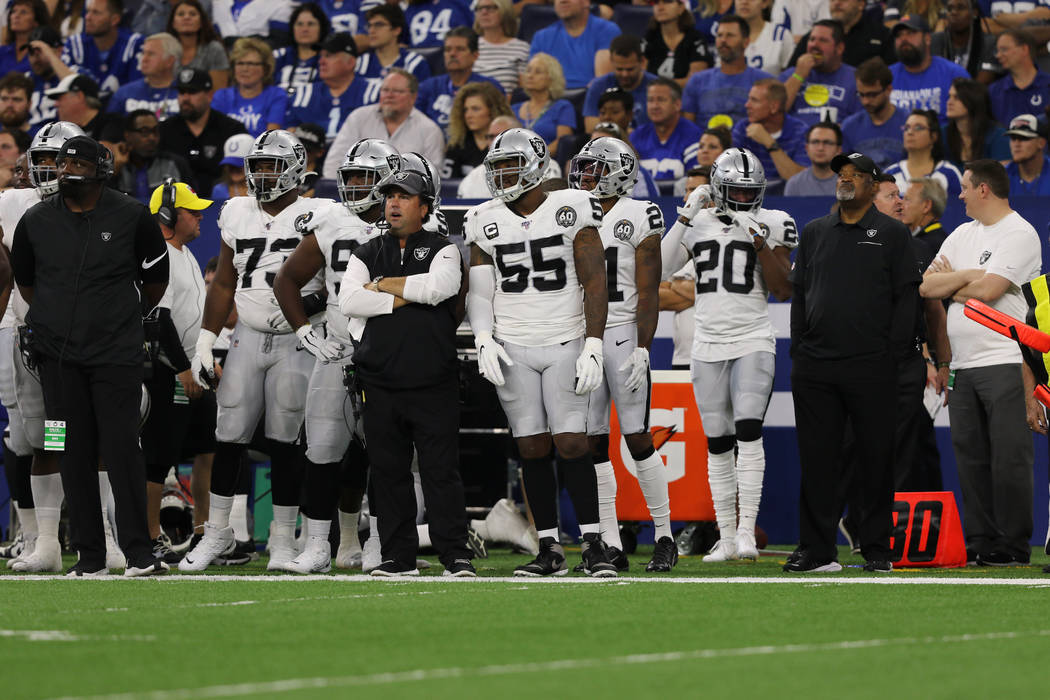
[208,493,234,529]
[593,461,622,548]
[272,505,298,539]
[579,523,600,536]
[634,450,672,540]
[470,518,489,541]
[412,464,425,524]
[15,506,37,539]
[707,449,738,541]
[30,474,62,542]
[338,511,361,551]
[538,528,558,541]
[306,517,330,540]
[417,523,432,548]
[98,472,116,538]
[368,514,379,542]
[230,494,250,541]
[736,438,766,535]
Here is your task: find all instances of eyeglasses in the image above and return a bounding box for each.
[128,126,159,135]
[807,139,838,147]
[234,61,264,68]
[855,88,885,99]
[901,125,930,133]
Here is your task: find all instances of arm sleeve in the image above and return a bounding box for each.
[466,263,496,335]
[401,244,462,305]
[338,254,394,318]
[10,217,34,289]
[135,208,169,286]
[660,218,691,279]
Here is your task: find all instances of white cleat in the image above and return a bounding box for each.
[266,532,297,571]
[11,538,61,572]
[486,498,540,555]
[286,536,332,574]
[178,523,235,572]
[8,536,35,569]
[735,530,759,560]
[703,538,739,562]
[361,533,381,574]
[335,543,362,570]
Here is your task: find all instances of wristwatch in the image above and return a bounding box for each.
[767,141,782,153]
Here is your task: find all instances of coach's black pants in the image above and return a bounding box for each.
[38,356,153,568]
[793,355,897,562]
[362,378,471,570]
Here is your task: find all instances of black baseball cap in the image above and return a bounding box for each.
[831,152,882,178]
[378,171,430,197]
[58,135,109,165]
[21,26,62,50]
[295,123,325,151]
[321,32,358,57]
[892,14,931,35]
[176,67,213,93]
[45,74,100,100]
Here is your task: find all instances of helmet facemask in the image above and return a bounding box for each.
[246,154,296,203]
[28,149,60,195]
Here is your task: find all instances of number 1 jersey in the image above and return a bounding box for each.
[599,197,664,328]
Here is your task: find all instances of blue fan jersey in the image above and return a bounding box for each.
[107,79,179,120]
[285,80,368,137]
[62,29,144,98]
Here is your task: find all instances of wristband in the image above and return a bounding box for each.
[936,362,950,369]
[791,72,804,83]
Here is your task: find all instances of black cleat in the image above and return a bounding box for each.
[862,559,893,573]
[152,534,183,565]
[443,559,477,577]
[580,533,617,578]
[607,546,629,571]
[783,551,842,573]
[514,537,567,577]
[467,527,488,559]
[646,536,679,572]
[977,551,1030,567]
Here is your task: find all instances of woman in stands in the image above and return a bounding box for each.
[644,0,712,87]
[512,53,576,156]
[473,0,529,94]
[272,3,330,94]
[943,77,1009,167]
[211,37,288,137]
[0,0,47,76]
[444,81,513,179]
[168,0,230,90]
[884,108,963,197]
[697,126,731,168]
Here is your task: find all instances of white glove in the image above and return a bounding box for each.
[574,337,604,395]
[320,337,350,362]
[474,331,513,386]
[191,329,218,390]
[266,303,293,333]
[677,184,712,222]
[618,346,650,393]
[296,325,329,361]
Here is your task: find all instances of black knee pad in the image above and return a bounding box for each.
[707,434,736,455]
[735,419,763,443]
[592,434,610,463]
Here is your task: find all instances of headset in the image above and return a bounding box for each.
[157,177,177,228]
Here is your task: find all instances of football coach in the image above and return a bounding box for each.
[11,135,171,577]
[338,170,475,578]
[787,152,920,574]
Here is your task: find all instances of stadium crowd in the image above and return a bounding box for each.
[0,0,1048,576]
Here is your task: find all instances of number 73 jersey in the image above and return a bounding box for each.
[681,207,798,354]
[465,189,603,347]
[219,196,324,334]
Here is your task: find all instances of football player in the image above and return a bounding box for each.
[567,137,677,573]
[0,123,86,573]
[272,138,397,574]
[661,148,795,561]
[182,130,323,572]
[464,127,616,577]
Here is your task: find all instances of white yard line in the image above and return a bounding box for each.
[48,629,1050,699]
[0,630,155,642]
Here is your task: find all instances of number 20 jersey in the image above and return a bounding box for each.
[680,207,798,358]
[303,200,382,344]
[600,197,664,328]
[218,196,323,334]
[465,189,603,347]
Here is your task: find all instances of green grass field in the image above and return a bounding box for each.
[4,546,1050,700]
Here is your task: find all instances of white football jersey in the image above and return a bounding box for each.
[599,197,664,328]
[465,189,603,346]
[678,207,798,358]
[0,188,40,329]
[218,196,323,333]
[745,22,795,75]
[306,199,382,343]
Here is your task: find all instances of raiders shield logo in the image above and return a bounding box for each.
[203,145,217,159]
[293,143,306,163]
[294,211,314,233]
[100,231,112,242]
[529,138,546,158]
[980,250,991,265]
[620,153,635,173]
[483,222,499,240]
[387,155,401,170]
[414,247,430,260]
[867,229,877,237]
[179,69,194,84]
[394,171,409,182]
[555,206,577,227]
[613,219,634,241]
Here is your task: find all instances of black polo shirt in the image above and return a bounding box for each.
[158,109,247,196]
[789,204,920,362]
[11,188,168,367]
[788,20,896,69]
[915,220,947,257]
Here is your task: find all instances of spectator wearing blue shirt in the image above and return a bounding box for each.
[731,78,810,194]
[884,109,963,197]
[62,0,145,100]
[512,53,577,155]
[212,37,288,136]
[404,0,474,49]
[683,15,773,130]
[632,77,701,182]
[212,0,295,41]
[356,4,432,105]
[779,19,861,127]
[416,27,502,133]
[25,26,66,133]
[108,33,181,121]
[582,34,657,133]
[529,0,620,89]
[888,15,969,124]
[0,0,47,78]
[980,0,1050,30]
[286,33,368,139]
[784,121,843,196]
[1004,114,1050,196]
[988,29,1050,128]
[317,0,365,34]
[594,88,633,135]
[273,4,330,94]
[841,57,909,169]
